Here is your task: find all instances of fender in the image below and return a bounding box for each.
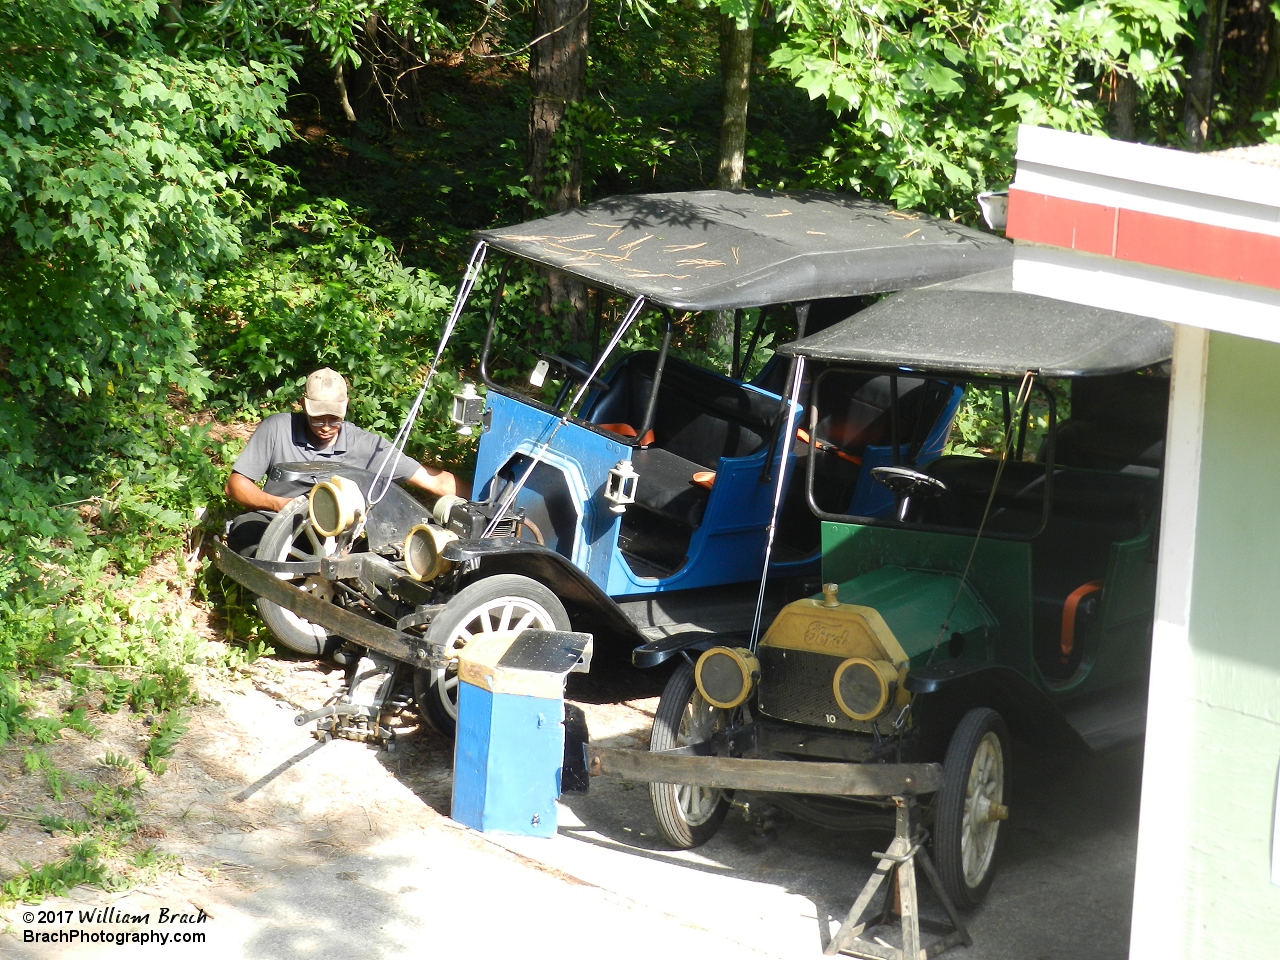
[905,660,1086,754]
[267,462,432,553]
[442,538,647,647]
[630,632,721,669]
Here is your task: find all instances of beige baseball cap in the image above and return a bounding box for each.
[303,368,348,419]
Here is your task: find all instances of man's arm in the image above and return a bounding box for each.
[226,471,294,513]
[406,465,471,500]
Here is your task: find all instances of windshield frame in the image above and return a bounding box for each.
[803,366,1059,542]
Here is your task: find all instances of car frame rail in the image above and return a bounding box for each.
[586,745,943,797]
[213,540,448,668]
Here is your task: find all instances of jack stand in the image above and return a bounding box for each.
[825,797,972,960]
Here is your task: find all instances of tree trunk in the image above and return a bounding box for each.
[335,63,357,122]
[528,0,590,334]
[710,14,753,362]
[1264,10,1280,107]
[1183,0,1229,148]
[715,14,753,191]
[1113,74,1137,141]
[1219,0,1280,112]
[528,0,588,208]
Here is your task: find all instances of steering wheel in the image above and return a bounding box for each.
[870,466,949,500]
[541,353,609,393]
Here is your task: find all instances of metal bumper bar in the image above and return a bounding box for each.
[586,745,943,797]
[213,540,444,667]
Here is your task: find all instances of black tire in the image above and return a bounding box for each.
[413,574,569,738]
[648,661,732,848]
[933,707,1009,910]
[255,497,343,657]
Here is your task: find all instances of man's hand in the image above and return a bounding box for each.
[407,465,471,500]
[226,472,294,513]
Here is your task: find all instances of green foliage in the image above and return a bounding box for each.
[99,751,136,771]
[770,0,1185,213]
[946,381,1070,460]
[100,678,131,715]
[0,0,293,434]
[143,711,190,776]
[39,814,94,837]
[0,733,158,907]
[0,681,31,746]
[23,749,67,801]
[195,194,488,468]
[0,5,296,819]
[1,840,108,905]
[63,707,101,739]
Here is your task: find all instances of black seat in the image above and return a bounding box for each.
[1053,373,1169,471]
[919,456,1158,538]
[917,458,1049,535]
[595,354,782,573]
[630,447,710,529]
[589,352,782,464]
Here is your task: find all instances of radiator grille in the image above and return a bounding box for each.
[757,645,865,732]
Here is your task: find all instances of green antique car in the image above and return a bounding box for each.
[590,267,1172,911]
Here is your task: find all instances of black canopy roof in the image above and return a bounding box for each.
[475,190,1010,312]
[778,268,1173,378]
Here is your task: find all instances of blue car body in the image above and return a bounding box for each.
[472,359,963,602]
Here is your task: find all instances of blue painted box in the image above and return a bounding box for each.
[451,629,593,838]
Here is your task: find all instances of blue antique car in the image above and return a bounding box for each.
[215,190,1010,739]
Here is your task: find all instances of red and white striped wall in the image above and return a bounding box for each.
[1007,125,1280,343]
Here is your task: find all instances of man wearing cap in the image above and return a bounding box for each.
[225,368,468,555]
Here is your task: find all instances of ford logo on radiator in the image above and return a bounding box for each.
[802,621,850,648]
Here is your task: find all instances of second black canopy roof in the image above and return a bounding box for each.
[778,268,1173,378]
[475,190,1010,312]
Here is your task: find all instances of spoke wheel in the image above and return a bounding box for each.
[413,574,569,737]
[933,707,1009,910]
[648,661,733,848]
[255,497,344,656]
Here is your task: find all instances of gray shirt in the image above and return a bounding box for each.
[232,412,422,498]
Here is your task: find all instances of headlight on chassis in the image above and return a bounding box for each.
[694,646,759,709]
[309,476,365,538]
[832,657,899,721]
[403,523,458,582]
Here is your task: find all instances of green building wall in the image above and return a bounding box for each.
[1179,331,1280,951]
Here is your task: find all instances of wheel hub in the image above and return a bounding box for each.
[960,732,1004,886]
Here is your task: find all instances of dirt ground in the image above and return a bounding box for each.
[0,619,670,928]
[0,577,1147,960]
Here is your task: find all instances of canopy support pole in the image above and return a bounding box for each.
[478,256,512,388]
[731,309,743,379]
[483,296,647,537]
[369,241,487,507]
[749,354,805,652]
[637,314,673,444]
[760,302,809,484]
[741,306,770,380]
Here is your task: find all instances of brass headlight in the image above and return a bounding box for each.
[832,657,899,721]
[403,524,458,582]
[694,647,759,709]
[308,476,365,538]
